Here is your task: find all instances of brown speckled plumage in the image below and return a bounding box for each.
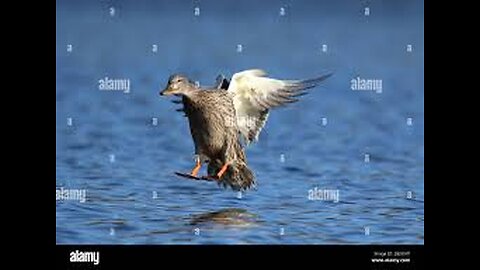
[161,74,254,190]
[184,90,254,190]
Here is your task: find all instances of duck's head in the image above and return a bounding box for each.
[160,74,197,96]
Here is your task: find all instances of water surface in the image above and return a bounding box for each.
[56,0,424,244]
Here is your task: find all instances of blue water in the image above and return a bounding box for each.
[56,0,424,244]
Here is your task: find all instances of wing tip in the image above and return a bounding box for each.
[303,72,333,84]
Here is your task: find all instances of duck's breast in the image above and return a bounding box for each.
[184,91,237,158]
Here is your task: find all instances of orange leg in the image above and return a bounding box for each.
[190,157,202,177]
[216,162,231,179]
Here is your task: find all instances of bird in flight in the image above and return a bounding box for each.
[160,69,332,191]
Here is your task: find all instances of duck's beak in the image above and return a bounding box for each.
[160,86,173,96]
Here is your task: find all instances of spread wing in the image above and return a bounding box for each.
[227,69,332,144]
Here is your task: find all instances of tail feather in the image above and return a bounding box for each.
[233,163,255,190]
[208,160,255,191]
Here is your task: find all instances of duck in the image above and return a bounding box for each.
[160,69,332,191]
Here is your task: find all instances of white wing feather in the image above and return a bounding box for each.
[227,69,332,144]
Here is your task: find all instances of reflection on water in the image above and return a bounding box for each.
[189,208,260,227]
